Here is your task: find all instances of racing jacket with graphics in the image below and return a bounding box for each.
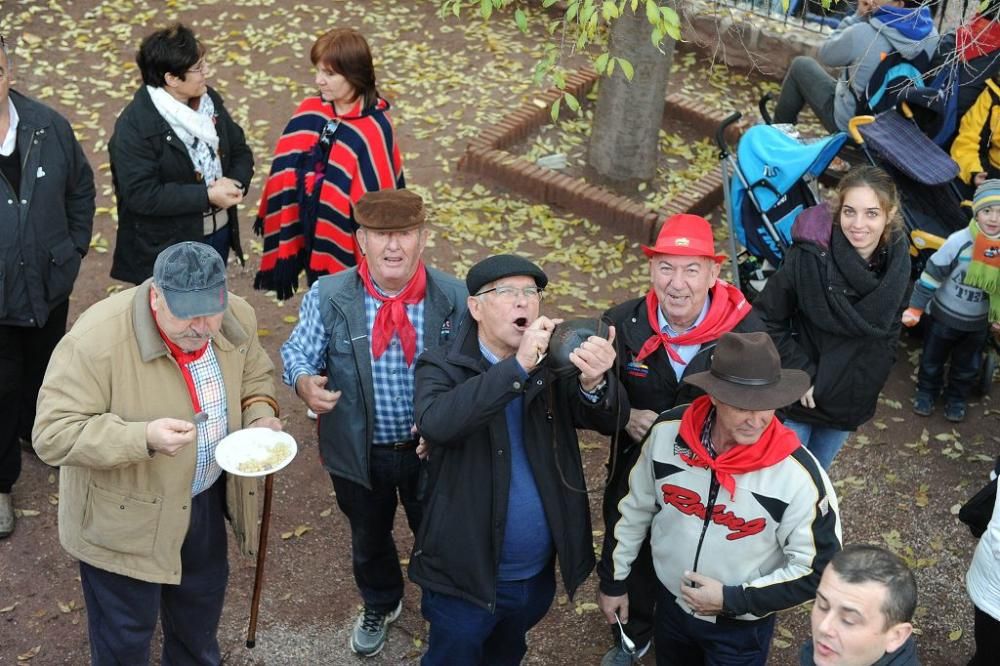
[598,406,842,621]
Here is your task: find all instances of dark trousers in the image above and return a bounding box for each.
[330,445,422,613]
[654,584,775,666]
[203,223,231,264]
[970,606,1000,666]
[773,56,839,133]
[916,318,988,404]
[420,562,556,666]
[79,479,229,666]
[0,299,68,492]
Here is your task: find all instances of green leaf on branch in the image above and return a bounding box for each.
[564,92,581,112]
[480,0,493,20]
[514,8,528,33]
[782,0,791,12]
[595,52,610,74]
[617,57,634,81]
[646,0,659,24]
[551,97,562,122]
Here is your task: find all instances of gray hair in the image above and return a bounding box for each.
[828,545,917,629]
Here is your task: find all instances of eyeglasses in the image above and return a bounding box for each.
[186,59,208,75]
[475,286,544,302]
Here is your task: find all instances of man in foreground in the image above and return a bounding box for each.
[34,241,280,664]
[599,332,842,665]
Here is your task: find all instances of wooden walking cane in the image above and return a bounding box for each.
[246,472,274,648]
[240,395,281,649]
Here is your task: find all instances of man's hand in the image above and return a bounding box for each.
[146,418,198,456]
[800,385,816,409]
[514,316,561,372]
[207,178,243,210]
[975,172,989,186]
[412,424,430,460]
[571,325,617,392]
[625,408,658,443]
[598,591,629,625]
[680,571,724,616]
[250,416,283,431]
[901,307,922,328]
[295,375,341,414]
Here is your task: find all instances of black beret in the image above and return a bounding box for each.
[466,254,548,295]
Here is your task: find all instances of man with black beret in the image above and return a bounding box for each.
[411,253,630,664]
[281,188,467,657]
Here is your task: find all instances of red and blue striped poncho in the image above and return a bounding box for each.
[252,95,404,300]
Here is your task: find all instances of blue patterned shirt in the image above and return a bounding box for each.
[281,279,424,445]
[188,344,228,496]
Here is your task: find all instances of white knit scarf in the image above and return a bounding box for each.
[147,85,222,184]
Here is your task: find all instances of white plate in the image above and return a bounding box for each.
[215,428,298,477]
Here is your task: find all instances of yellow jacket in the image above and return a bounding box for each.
[952,78,1000,184]
[33,281,277,584]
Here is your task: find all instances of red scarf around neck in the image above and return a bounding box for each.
[358,259,427,366]
[636,281,750,364]
[152,307,210,411]
[677,395,801,500]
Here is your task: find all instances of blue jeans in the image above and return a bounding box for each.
[420,563,556,665]
[917,318,987,404]
[782,419,850,470]
[330,445,422,613]
[654,584,775,666]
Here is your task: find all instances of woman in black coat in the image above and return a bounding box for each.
[109,23,253,284]
[754,165,911,470]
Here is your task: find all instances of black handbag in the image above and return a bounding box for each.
[959,477,997,539]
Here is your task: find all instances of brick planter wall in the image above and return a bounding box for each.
[458,66,746,242]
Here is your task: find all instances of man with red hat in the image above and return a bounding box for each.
[599,214,785,665]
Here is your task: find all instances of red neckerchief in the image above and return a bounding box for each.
[677,396,801,500]
[153,306,210,412]
[636,281,750,364]
[357,259,427,366]
[959,16,1000,61]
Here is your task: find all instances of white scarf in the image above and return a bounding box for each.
[147,85,223,184]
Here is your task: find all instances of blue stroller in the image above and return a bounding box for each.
[716,113,847,298]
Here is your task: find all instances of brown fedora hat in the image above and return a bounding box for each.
[684,332,810,410]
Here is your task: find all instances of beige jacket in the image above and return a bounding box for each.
[33,281,277,584]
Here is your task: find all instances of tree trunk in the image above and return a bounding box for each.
[587,6,675,183]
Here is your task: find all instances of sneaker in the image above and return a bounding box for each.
[912,392,934,417]
[944,401,967,423]
[601,640,650,666]
[350,601,401,657]
[0,493,14,539]
[306,408,318,421]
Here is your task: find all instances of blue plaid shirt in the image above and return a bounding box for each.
[187,345,228,496]
[281,280,424,445]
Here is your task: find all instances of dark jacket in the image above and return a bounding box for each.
[109,85,253,284]
[0,89,95,327]
[800,635,920,665]
[411,315,630,611]
[754,224,910,431]
[314,266,467,489]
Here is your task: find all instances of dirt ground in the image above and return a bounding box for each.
[0,1,995,664]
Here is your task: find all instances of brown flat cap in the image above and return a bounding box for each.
[354,189,426,230]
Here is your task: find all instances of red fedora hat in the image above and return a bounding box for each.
[642,214,726,263]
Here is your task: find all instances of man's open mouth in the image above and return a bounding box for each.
[514,317,528,329]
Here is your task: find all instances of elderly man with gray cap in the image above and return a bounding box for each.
[280,188,466,657]
[33,241,280,665]
[598,332,842,666]
[411,253,630,664]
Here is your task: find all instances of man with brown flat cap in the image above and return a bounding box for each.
[281,189,466,657]
[598,332,842,666]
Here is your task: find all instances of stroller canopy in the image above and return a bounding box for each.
[730,125,847,264]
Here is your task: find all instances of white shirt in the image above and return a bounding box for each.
[0,97,18,157]
[656,295,711,380]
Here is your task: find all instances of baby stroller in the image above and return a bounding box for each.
[716,111,847,298]
[846,104,967,277]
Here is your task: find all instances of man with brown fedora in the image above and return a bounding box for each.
[280,188,466,657]
[600,213,788,665]
[598,332,842,666]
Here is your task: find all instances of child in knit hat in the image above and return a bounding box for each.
[902,179,1000,422]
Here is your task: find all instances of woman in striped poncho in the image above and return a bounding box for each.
[253,28,404,300]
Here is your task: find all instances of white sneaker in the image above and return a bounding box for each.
[306,408,317,420]
[0,493,14,539]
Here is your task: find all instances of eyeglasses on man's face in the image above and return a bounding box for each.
[186,59,208,75]
[475,285,544,302]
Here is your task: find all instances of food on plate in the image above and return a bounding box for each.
[237,442,292,474]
